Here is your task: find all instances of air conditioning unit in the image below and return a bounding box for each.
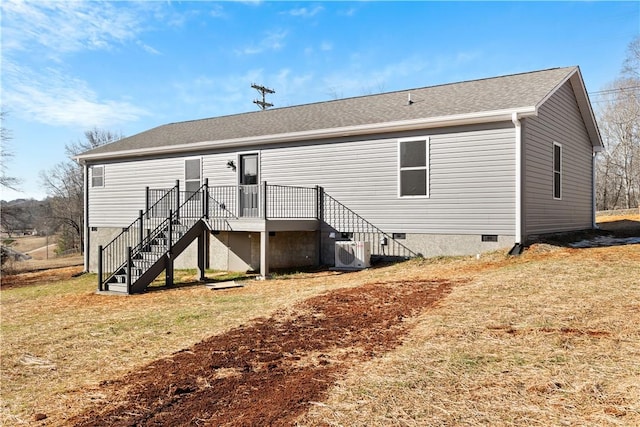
[335,241,371,269]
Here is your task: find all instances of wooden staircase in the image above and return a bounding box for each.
[98,183,210,294]
[103,219,207,294]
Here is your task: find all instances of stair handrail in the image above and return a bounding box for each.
[102,184,178,255]
[99,182,205,291]
[322,192,418,259]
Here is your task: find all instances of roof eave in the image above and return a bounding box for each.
[74,107,537,163]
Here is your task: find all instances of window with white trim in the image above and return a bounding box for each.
[398,137,429,197]
[553,142,562,200]
[91,166,104,188]
[185,158,201,195]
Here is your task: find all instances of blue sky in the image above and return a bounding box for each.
[1,0,638,200]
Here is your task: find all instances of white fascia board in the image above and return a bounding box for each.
[536,67,604,150]
[75,107,537,163]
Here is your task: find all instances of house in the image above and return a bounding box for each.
[75,66,602,294]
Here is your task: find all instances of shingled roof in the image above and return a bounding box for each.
[76,66,601,161]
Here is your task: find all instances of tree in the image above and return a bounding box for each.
[596,37,640,210]
[40,128,122,253]
[622,35,640,79]
[0,111,21,191]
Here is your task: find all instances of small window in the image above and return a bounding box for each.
[398,137,429,197]
[91,166,104,188]
[553,142,562,199]
[185,158,201,195]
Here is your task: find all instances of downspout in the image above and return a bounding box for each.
[83,163,90,272]
[509,112,524,255]
[592,150,598,229]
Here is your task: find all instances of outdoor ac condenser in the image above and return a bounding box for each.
[334,241,371,269]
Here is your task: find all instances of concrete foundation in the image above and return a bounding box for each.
[88,226,515,274]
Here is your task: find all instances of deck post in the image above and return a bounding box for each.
[145,186,150,217]
[197,230,206,281]
[175,180,180,221]
[316,186,324,265]
[316,186,324,221]
[203,178,209,219]
[168,210,173,254]
[260,230,269,279]
[262,181,268,220]
[98,245,103,291]
[138,210,144,249]
[126,246,132,294]
[165,254,174,287]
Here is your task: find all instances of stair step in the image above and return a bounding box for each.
[101,213,203,294]
[106,282,128,293]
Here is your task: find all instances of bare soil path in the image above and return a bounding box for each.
[69,278,456,426]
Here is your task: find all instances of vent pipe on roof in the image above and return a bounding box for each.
[407,92,414,105]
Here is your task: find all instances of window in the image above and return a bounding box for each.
[185,158,201,195]
[398,137,429,197]
[553,142,562,199]
[239,153,258,185]
[91,166,104,187]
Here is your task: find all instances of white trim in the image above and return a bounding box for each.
[553,141,562,200]
[397,136,430,198]
[75,107,537,163]
[512,113,522,245]
[83,163,89,272]
[535,67,603,150]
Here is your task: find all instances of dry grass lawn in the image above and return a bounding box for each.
[299,244,640,426]
[1,218,639,426]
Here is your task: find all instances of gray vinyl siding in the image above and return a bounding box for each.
[262,123,516,235]
[89,152,242,226]
[89,124,516,235]
[523,80,593,236]
[89,158,186,226]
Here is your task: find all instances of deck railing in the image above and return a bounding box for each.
[322,193,417,259]
[204,182,320,221]
[99,181,417,291]
[265,184,318,219]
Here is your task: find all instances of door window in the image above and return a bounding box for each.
[240,154,258,185]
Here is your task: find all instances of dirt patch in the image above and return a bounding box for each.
[1,265,84,289]
[69,279,455,426]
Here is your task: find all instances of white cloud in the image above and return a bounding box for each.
[283,6,324,18]
[209,4,226,18]
[320,41,333,51]
[338,7,357,17]
[235,30,288,55]
[171,67,315,116]
[2,61,149,128]
[320,51,482,99]
[137,41,161,55]
[0,0,145,57]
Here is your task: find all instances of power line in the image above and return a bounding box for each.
[588,85,640,96]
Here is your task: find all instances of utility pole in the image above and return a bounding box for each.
[251,83,275,110]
